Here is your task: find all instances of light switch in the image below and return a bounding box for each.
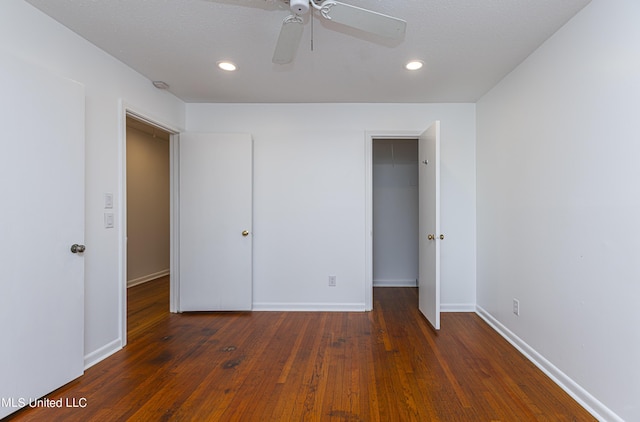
[104,213,114,229]
[104,193,113,209]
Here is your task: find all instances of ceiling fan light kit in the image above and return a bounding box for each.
[272,0,407,65]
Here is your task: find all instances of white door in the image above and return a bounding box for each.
[418,121,441,330]
[0,55,85,418]
[179,133,253,311]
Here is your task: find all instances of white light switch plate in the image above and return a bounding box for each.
[104,212,114,228]
[104,193,113,209]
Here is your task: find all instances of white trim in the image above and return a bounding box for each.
[476,305,623,422]
[84,338,122,370]
[373,279,417,287]
[170,133,180,313]
[127,269,170,288]
[364,133,373,310]
[252,303,366,312]
[125,109,180,134]
[441,303,475,312]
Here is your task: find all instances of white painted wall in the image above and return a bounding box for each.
[0,0,185,366]
[373,139,419,286]
[186,103,476,310]
[476,0,640,420]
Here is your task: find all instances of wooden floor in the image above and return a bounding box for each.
[6,276,594,421]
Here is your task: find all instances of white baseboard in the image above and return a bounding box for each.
[475,305,622,422]
[84,338,122,370]
[441,303,475,312]
[127,269,170,288]
[252,302,366,312]
[373,279,417,287]
[253,301,474,313]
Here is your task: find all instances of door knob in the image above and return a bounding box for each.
[242,230,249,237]
[440,234,445,240]
[427,234,435,240]
[70,244,85,253]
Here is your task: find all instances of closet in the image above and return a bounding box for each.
[372,139,419,287]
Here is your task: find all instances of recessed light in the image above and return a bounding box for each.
[405,60,424,71]
[217,61,237,71]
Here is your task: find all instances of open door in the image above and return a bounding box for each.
[0,55,85,418]
[178,133,253,311]
[418,121,441,330]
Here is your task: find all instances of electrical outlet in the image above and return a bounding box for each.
[328,275,337,287]
[513,298,520,316]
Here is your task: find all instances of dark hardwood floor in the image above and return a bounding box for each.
[6,276,594,421]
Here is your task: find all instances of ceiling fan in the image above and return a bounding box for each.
[272,0,407,64]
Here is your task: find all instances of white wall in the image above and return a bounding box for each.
[476,0,640,420]
[373,139,419,286]
[1,0,185,366]
[186,103,476,310]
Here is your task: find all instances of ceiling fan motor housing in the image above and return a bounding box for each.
[289,0,310,15]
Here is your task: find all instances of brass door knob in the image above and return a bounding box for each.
[440,234,445,240]
[242,230,249,237]
[427,234,435,240]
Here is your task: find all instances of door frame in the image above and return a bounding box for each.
[365,130,423,310]
[119,103,181,347]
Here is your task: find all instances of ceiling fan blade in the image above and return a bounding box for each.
[319,1,406,39]
[272,15,304,64]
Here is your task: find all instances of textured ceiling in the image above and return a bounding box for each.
[24,0,591,103]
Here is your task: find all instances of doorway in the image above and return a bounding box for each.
[366,124,441,326]
[125,115,172,341]
[372,138,419,288]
